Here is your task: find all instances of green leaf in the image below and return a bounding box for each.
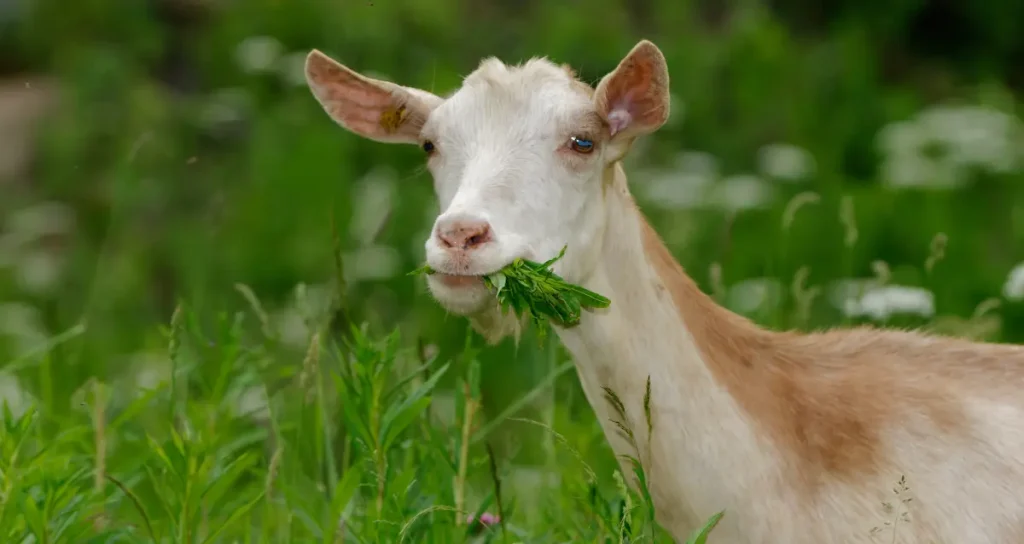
[407,264,436,276]
[110,386,164,431]
[384,356,440,405]
[488,271,507,296]
[381,396,431,451]
[328,466,364,542]
[381,362,450,448]
[686,511,725,544]
[199,451,259,509]
[333,375,374,447]
[200,490,266,544]
[18,492,46,542]
[146,435,183,483]
[538,245,568,269]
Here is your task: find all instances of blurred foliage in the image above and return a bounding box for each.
[0,0,1023,522]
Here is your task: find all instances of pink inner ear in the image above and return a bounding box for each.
[320,76,407,137]
[322,74,391,114]
[604,86,641,137]
[306,54,409,138]
[602,90,634,137]
[599,47,668,138]
[607,104,633,137]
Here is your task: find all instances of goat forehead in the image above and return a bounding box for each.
[432,61,592,134]
[464,56,580,93]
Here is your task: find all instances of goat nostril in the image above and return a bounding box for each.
[465,229,489,248]
[437,219,492,251]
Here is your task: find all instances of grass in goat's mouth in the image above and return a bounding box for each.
[409,246,611,330]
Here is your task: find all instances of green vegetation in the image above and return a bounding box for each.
[411,246,611,331]
[1,0,1023,541]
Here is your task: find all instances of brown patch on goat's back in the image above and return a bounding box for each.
[636,216,972,492]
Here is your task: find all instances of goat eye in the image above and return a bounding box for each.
[569,136,595,154]
[422,141,435,154]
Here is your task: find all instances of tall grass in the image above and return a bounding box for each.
[0,266,718,542]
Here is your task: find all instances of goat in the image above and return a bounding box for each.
[304,39,1024,543]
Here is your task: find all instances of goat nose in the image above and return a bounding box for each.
[436,217,493,250]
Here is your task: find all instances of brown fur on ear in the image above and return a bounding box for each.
[304,50,442,144]
[593,40,670,140]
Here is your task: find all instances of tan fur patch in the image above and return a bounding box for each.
[637,218,972,491]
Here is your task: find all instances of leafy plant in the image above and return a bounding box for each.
[410,246,611,332]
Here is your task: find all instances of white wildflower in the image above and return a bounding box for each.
[1002,263,1024,301]
[343,245,401,281]
[880,153,961,189]
[878,120,926,158]
[129,352,172,391]
[350,167,397,245]
[13,249,62,295]
[917,105,1021,173]
[0,302,48,353]
[643,171,712,210]
[842,284,935,321]
[5,201,75,238]
[0,372,33,418]
[637,151,720,210]
[235,385,270,420]
[709,174,774,212]
[293,282,334,323]
[274,308,309,349]
[235,36,283,74]
[877,103,1023,190]
[676,150,720,180]
[757,143,816,181]
[725,277,784,316]
[827,278,880,312]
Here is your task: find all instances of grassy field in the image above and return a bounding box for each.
[0,283,706,542]
[1,244,715,542]
[2,0,1024,541]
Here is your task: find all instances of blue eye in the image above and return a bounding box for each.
[569,136,595,154]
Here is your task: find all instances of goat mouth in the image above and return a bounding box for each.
[428,263,512,289]
[434,273,485,288]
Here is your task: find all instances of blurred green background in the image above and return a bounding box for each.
[1,0,1024,524]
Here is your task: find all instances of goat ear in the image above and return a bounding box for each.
[594,40,670,146]
[305,50,443,144]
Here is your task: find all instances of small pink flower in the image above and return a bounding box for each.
[467,512,501,526]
